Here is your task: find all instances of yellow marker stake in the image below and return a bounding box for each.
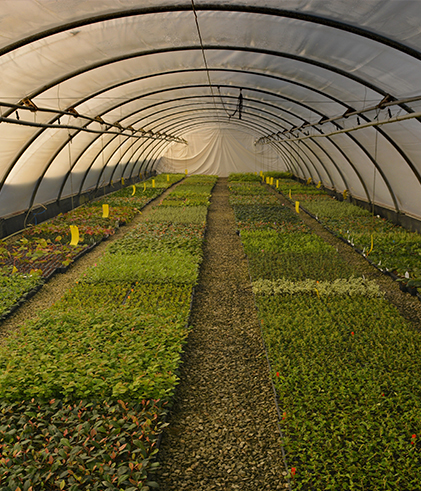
[143,182,146,192]
[259,171,263,177]
[276,179,279,188]
[307,177,312,185]
[131,185,136,196]
[289,189,292,199]
[317,181,321,188]
[69,225,80,246]
[343,189,348,200]
[167,174,169,181]
[185,169,188,175]
[295,201,300,213]
[152,179,156,188]
[121,177,125,185]
[270,177,274,185]
[102,204,109,218]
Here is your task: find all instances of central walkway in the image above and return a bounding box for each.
[155,179,287,490]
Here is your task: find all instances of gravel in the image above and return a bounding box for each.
[154,178,289,491]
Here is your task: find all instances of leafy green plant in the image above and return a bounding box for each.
[82,250,199,285]
[0,398,165,491]
[0,173,214,489]
[259,295,421,490]
[228,174,421,489]
[146,206,209,225]
[0,271,43,317]
[252,276,382,297]
[228,172,261,182]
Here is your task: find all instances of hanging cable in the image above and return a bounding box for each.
[190,0,219,116]
[217,87,244,120]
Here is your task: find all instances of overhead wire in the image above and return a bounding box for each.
[190,0,221,125]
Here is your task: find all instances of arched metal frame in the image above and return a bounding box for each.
[1,4,421,217]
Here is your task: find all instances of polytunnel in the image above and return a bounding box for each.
[1,0,421,235]
[2,2,421,490]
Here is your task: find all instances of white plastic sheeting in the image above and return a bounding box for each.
[0,1,421,219]
[156,126,283,177]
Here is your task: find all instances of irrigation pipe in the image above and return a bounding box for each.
[258,109,421,144]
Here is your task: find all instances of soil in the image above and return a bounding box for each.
[154,178,289,490]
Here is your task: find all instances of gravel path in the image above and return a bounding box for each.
[154,178,288,491]
[0,183,181,344]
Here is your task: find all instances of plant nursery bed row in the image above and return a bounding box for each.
[268,176,421,299]
[228,173,421,490]
[0,174,184,325]
[0,174,217,490]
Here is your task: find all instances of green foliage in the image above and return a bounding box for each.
[0,271,43,317]
[228,172,261,182]
[229,175,421,488]
[259,295,421,489]
[247,251,356,281]
[302,198,371,218]
[228,194,280,206]
[0,173,214,489]
[146,205,209,224]
[241,230,334,255]
[82,250,199,285]
[233,204,303,229]
[228,183,271,195]
[252,276,382,297]
[160,196,210,207]
[0,305,188,401]
[183,175,217,185]
[275,178,421,283]
[0,398,164,490]
[261,171,293,179]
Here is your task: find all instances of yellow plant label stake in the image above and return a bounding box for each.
[295,201,300,213]
[289,189,292,199]
[102,204,109,218]
[367,235,374,255]
[69,225,79,246]
[343,189,348,200]
[317,181,321,188]
[121,177,125,185]
[276,179,279,188]
[185,169,188,175]
[307,177,312,185]
[270,177,274,185]
[167,174,169,181]
[131,185,136,196]
[259,171,263,177]
[143,182,146,192]
[152,179,156,188]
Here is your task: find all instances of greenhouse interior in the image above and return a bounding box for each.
[1,1,421,489]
